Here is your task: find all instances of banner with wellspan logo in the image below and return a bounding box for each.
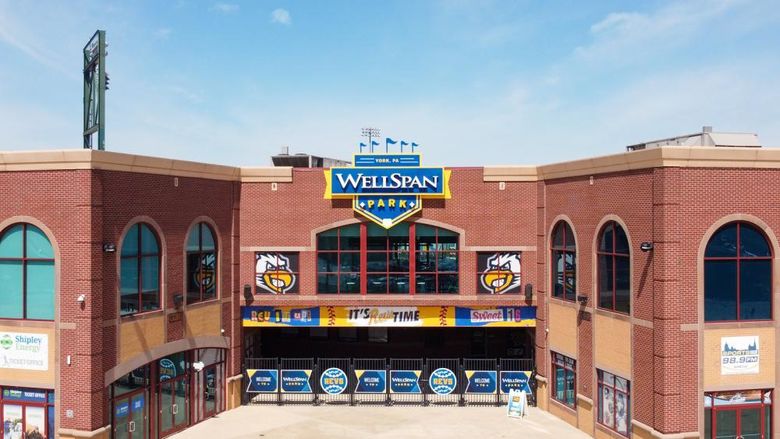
[242,305,535,327]
[0,332,48,371]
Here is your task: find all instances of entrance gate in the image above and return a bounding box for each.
[244,358,534,407]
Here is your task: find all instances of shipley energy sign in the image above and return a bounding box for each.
[324,154,451,228]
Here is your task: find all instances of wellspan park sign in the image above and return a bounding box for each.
[324,153,451,229]
[242,305,535,328]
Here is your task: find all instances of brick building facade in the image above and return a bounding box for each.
[0,145,776,438]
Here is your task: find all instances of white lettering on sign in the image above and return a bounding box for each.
[0,331,48,371]
[335,173,439,191]
[470,309,504,323]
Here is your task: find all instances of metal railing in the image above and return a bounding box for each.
[244,357,534,407]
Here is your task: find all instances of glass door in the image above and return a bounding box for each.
[158,381,174,436]
[113,389,147,439]
[740,407,762,439]
[172,375,190,430]
[203,366,217,418]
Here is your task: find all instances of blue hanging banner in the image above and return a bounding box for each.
[354,370,387,394]
[499,371,532,394]
[465,370,497,394]
[429,368,457,395]
[280,370,313,393]
[389,370,422,393]
[320,367,349,395]
[246,369,279,393]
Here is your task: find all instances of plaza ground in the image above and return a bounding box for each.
[169,405,590,439]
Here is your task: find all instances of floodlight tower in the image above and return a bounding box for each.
[361,128,380,153]
[83,30,108,150]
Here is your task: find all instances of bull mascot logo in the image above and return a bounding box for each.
[480,253,521,294]
[255,253,296,294]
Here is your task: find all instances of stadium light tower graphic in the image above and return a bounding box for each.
[361,127,380,153]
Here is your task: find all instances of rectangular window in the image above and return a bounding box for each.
[551,352,576,408]
[597,370,630,436]
[254,252,299,295]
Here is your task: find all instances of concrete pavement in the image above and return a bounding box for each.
[170,405,591,439]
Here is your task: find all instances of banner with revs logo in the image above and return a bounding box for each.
[242,305,535,327]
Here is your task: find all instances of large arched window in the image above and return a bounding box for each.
[705,222,772,322]
[0,223,55,320]
[186,222,217,304]
[597,221,630,314]
[317,222,458,295]
[551,221,576,301]
[120,223,161,316]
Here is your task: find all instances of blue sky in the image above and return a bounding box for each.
[0,0,778,166]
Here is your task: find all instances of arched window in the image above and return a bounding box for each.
[705,222,772,322]
[186,222,217,303]
[316,222,459,294]
[551,221,576,301]
[0,223,54,320]
[597,221,630,314]
[120,223,161,316]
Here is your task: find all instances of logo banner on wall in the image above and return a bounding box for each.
[721,336,759,375]
[499,371,532,394]
[0,332,48,371]
[246,369,279,393]
[324,153,452,229]
[389,370,422,394]
[280,370,313,393]
[242,305,535,328]
[355,370,387,394]
[465,370,497,394]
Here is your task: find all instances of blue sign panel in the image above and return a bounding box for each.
[454,306,536,327]
[355,370,386,394]
[131,395,144,411]
[320,368,348,395]
[329,167,446,195]
[2,387,48,403]
[465,370,497,394]
[115,401,129,418]
[429,368,457,395]
[354,154,420,167]
[389,370,422,394]
[500,371,532,394]
[246,369,279,393]
[242,306,320,327]
[280,370,313,393]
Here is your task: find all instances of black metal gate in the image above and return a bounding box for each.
[244,357,534,407]
[316,358,352,405]
[353,358,388,405]
[389,358,424,405]
[462,358,498,406]
[424,358,461,405]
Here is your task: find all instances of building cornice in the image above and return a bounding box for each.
[1,146,778,183]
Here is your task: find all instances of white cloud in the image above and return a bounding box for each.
[576,0,744,61]
[211,3,239,13]
[271,8,291,25]
[154,28,172,39]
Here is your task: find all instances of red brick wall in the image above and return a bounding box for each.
[239,168,539,305]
